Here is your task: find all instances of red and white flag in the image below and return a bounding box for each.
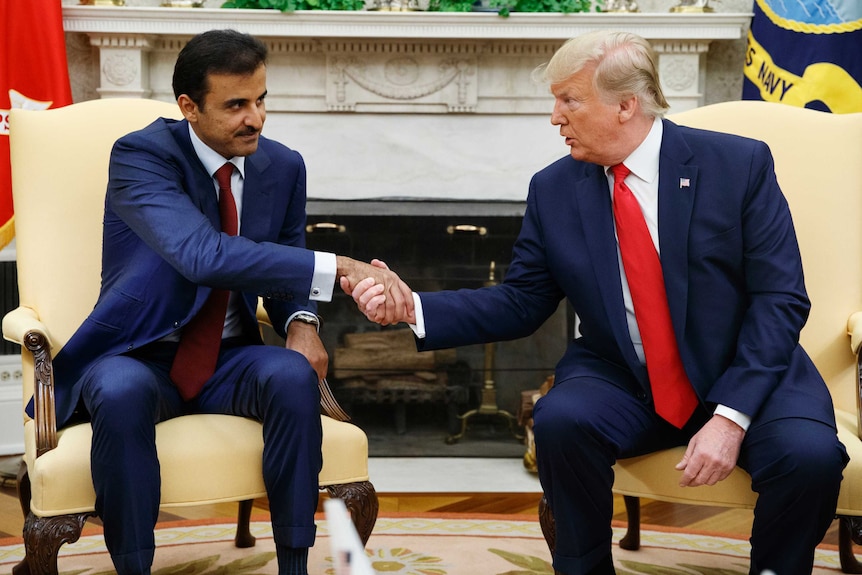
[0,0,73,250]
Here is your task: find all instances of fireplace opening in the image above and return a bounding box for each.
[285,207,571,457]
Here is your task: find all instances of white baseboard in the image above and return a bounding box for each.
[0,354,24,455]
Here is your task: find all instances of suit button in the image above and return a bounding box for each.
[637,391,647,401]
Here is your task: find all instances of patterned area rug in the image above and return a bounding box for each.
[0,513,843,574]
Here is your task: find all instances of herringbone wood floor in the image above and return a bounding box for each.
[0,454,842,548]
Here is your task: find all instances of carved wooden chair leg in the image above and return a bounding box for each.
[839,515,862,573]
[12,463,32,575]
[538,496,569,575]
[235,499,257,548]
[325,481,379,546]
[17,512,93,575]
[619,495,641,550]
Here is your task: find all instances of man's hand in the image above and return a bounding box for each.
[676,414,745,487]
[285,321,328,382]
[337,257,415,326]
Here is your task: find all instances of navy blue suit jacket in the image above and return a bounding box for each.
[49,118,318,428]
[418,119,835,428]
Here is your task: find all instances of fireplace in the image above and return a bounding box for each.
[295,202,570,455]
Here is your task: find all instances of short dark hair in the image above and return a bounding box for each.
[172,29,268,107]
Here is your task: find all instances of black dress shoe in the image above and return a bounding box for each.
[587,555,615,575]
[554,555,615,575]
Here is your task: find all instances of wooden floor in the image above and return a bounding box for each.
[0,454,842,548]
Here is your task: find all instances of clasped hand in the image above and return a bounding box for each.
[337,257,415,326]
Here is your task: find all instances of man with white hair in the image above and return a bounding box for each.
[349,30,847,574]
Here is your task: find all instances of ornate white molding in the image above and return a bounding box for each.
[64,8,750,114]
[61,6,752,201]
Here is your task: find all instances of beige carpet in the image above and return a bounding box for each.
[0,513,843,574]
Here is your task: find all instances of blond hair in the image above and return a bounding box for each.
[535,30,669,118]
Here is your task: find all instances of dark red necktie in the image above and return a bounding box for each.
[611,163,698,428]
[170,162,238,400]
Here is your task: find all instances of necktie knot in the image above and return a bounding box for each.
[215,162,234,191]
[611,163,631,183]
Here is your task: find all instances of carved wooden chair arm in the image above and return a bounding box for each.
[848,312,862,357]
[847,312,862,440]
[25,331,59,457]
[320,378,351,422]
[3,306,59,457]
[254,300,351,422]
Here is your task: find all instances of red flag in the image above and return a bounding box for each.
[0,0,73,250]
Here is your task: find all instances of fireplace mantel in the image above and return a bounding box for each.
[64,6,749,41]
[62,6,751,202]
[64,7,750,109]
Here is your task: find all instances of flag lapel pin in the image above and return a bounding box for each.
[679,177,691,189]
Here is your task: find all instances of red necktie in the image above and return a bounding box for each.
[611,163,698,428]
[170,162,238,400]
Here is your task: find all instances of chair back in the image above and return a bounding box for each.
[668,101,862,413]
[9,98,182,404]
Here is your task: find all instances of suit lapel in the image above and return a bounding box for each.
[171,120,221,227]
[658,120,696,341]
[575,163,646,378]
[239,146,273,243]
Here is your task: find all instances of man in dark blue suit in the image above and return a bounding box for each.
[349,31,848,574]
[50,30,411,575]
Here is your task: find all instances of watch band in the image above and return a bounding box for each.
[290,311,321,330]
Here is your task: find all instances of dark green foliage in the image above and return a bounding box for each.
[222,0,366,11]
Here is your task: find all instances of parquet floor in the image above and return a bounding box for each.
[0,454,842,548]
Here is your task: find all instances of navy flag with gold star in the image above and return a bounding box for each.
[743,0,862,114]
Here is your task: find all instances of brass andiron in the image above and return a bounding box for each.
[446,261,524,444]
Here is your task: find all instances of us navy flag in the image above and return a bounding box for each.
[742,0,862,113]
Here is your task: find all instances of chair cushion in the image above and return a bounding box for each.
[612,448,756,509]
[24,414,369,517]
[612,408,862,516]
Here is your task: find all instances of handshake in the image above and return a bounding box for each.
[336,256,415,326]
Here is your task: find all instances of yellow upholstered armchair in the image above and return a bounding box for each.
[2,98,378,575]
[537,101,862,572]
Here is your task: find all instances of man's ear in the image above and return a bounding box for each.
[618,95,640,123]
[177,94,198,122]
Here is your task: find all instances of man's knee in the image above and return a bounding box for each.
[81,356,161,427]
[746,420,847,492]
[254,349,319,411]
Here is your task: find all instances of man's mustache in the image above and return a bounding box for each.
[236,128,259,137]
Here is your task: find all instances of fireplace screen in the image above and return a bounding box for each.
[299,212,569,457]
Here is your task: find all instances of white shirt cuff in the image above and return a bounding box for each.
[311,251,336,302]
[408,292,426,338]
[714,404,751,432]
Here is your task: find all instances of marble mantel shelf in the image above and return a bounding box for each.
[63,6,751,41]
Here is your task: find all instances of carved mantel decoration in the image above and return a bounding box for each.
[62,7,751,203]
[63,7,750,111]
